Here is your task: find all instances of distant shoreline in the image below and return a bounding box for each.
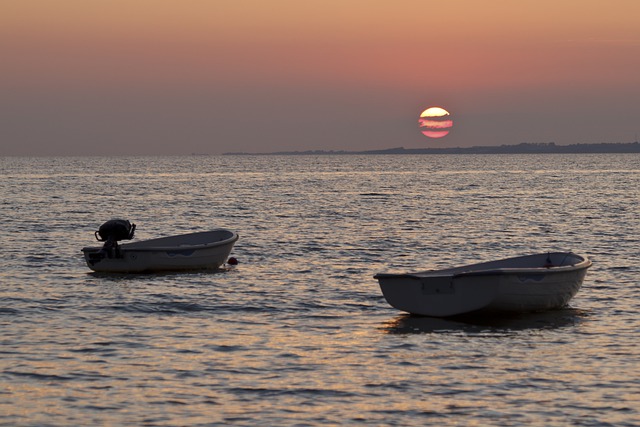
[223,142,640,155]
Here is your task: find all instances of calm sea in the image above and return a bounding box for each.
[1,154,639,426]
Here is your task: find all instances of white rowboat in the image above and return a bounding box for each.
[374,252,591,317]
[82,229,238,273]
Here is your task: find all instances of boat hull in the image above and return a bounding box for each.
[82,230,238,273]
[375,252,591,317]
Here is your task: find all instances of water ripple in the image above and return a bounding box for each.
[1,154,639,426]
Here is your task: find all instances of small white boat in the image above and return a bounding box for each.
[374,252,591,317]
[82,219,238,273]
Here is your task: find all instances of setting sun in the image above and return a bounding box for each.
[419,107,452,138]
[420,107,449,118]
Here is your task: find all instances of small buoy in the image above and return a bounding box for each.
[227,257,238,265]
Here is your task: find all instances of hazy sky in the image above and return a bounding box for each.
[2,1,640,155]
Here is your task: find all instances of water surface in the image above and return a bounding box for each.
[1,154,639,426]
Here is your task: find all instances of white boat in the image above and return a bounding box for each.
[374,252,591,317]
[82,219,238,273]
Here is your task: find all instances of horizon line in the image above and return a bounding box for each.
[223,141,640,156]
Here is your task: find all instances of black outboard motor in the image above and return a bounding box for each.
[96,219,136,242]
[95,219,136,258]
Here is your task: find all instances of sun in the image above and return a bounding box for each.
[419,106,453,138]
[420,107,449,118]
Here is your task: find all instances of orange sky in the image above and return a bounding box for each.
[2,1,640,155]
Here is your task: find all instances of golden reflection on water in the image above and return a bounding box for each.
[2,155,639,425]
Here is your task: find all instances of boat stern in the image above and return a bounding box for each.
[375,273,498,317]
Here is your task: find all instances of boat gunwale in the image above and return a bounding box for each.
[451,260,591,279]
[374,253,592,280]
[82,231,238,253]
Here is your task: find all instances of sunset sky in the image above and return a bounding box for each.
[2,1,640,155]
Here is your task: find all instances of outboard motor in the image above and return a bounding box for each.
[96,219,136,242]
[95,219,136,258]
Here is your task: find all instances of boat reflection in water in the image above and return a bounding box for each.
[383,308,589,335]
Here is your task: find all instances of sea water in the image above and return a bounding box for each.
[1,154,639,426]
